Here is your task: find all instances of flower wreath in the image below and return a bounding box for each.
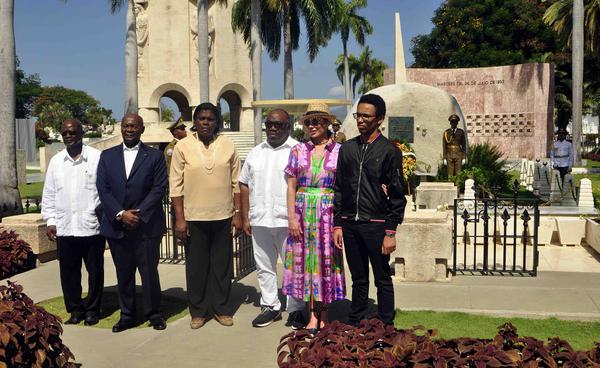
[392,141,416,181]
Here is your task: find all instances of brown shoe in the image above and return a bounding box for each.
[190,317,206,329]
[214,315,234,326]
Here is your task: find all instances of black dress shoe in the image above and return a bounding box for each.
[64,313,84,325]
[84,314,99,326]
[149,317,167,331]
[112,320,135,333]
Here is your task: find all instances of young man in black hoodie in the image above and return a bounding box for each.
[333,94,407,326]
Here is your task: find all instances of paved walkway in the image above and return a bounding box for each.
[7,245,600,368]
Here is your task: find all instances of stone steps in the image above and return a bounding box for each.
[220,131,266,161]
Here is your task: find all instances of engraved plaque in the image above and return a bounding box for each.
[388,116,414,143]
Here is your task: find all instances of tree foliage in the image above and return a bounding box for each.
[15,59,42,119]
[160,103,174,122]
[335,46,388,96]
[543,0,600,55]
[34,86,99,122]
[411,0,559,68]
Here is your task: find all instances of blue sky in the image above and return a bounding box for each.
[14,0,442,119]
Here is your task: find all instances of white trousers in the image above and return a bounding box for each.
[252,226,303,312]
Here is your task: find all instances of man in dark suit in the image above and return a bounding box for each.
[96,113,168,332]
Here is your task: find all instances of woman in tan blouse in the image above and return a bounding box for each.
[170,102,241,329]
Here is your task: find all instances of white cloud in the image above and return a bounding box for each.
[327,85,345,98]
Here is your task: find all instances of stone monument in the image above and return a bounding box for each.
[135,0,253,132]
[340,14,468,175]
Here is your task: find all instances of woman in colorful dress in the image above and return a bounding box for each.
[283,102,346,333]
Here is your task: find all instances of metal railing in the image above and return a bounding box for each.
[452,184,540,276]
[160,196,256,281]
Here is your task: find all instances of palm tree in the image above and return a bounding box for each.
[544,0,598,166]
[335,0,372,113]
[197,0,210,102]
[250,0,262,145]
[543,0,600,55]
[232,0,338,99]
[335,47,388,97]
[0,0,22,216]
[334,53,361,98]
[109,0,138,114]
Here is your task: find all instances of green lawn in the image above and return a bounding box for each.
[394,310,600,351]
[37,291,188,329]
[26,168,40,174]
[574,159,600,208]
[18,181,44,199]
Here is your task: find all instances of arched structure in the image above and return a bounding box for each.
[217,83,252,132]
[134,0,253,141]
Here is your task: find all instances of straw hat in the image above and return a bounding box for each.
[298,101,337,123]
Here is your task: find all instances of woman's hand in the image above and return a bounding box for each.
[174,218,189,241]
[288,215,303,241]
[231,213,242,237]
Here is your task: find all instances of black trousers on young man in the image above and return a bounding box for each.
[57,235,105,317]
[186,218,233,318]
[342,221,395,325]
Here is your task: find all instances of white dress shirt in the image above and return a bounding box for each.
[550,140,574,168]
[239,137,298,228]
[123,142,140,178]
[41,145,102,237]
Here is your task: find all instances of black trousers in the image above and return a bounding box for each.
[186,218,233,318]
[556,166,570,180]
[108,234,162,322]
[56,235,105,316]
[342,221,395,325]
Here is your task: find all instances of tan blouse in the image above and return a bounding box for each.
[169,133,240,221]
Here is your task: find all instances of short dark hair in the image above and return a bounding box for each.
[358,94,386,118]
[269,108,290,123]
[193,102,223,134]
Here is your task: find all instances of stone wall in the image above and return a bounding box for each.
[384,63,554,159]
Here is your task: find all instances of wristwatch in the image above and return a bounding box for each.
[384,232,395,238]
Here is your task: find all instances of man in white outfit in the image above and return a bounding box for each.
[41,119,104,326]
[550,127,574,181]
[240,109,305,328]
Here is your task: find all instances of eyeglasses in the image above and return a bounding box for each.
[265,120,287,129]
[352,112,376,121]
[303,119,326,127]
[61,130,78,137]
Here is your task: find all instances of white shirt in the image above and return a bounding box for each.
[41,145,102,237]
[551,139,574,168]
[239,137,298,227]
[123,142,140,178]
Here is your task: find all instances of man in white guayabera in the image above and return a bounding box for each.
[239,109,305,328]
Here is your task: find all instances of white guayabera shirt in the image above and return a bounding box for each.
[239,136,299,228]
[41,145,102,237]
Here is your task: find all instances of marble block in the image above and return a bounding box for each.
[1,213,56,262]
[394,210,452,281]
[416,182,458,210]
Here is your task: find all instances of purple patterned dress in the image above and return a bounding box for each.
[282,140,346,303]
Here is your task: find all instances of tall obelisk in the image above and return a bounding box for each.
[395,12,407,84]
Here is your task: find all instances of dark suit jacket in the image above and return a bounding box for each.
[96,142,167,240]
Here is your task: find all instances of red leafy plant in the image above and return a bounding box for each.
[0,281,76,367]
[0,229,36,279]
[277,319,600,367]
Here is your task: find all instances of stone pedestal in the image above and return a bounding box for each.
[560,174,577,206]
[415,182,458,210]
[1,213,56,262]
[393,210,452,281]
[578,178,594,209]
[555,216,586,246]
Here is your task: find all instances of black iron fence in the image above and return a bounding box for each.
[452,185,540,276]
[160,196,256,281]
